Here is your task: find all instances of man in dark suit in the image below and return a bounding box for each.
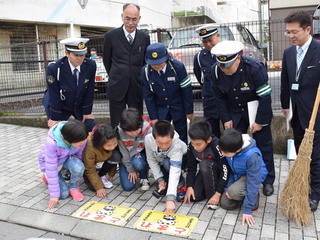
[281,10,320,212]
[103,3,150,127]
[43,37,96,131]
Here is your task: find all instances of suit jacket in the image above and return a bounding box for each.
[43,56,96,120]
[281,38,320,130]
[103,26,150,101]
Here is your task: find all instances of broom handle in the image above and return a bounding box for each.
[308,81,320,131]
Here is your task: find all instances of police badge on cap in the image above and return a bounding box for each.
[211,40,244,68]
[195,24,219,40]
[60,37,89,55]
[145,43,168,65]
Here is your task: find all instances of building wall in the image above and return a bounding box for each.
[270,0,319,9]
[0,0,172,30]
[269,2,318,60]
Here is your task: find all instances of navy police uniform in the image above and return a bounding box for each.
[194,25,221,137]
[43,38,96,131]
[142,43,193,144]
[211,41,275,187]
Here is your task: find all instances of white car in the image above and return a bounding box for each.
[167,23,267,91]
[93,57,108,94]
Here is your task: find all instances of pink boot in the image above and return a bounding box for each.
[41,174,48,185]
[69,188,84,202]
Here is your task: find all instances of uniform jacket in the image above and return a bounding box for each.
[142,59,193,121]
[186,137,228,194]
[212,56,273,127]
[103,26,150,102]
[145,131,187,201]
[225,134,268,215]
[118,117,152,173]
[43,56,96,121]
[38,121,87,198]
[281,38,320,130]
[193,48,219,118]
[83,138,115,191]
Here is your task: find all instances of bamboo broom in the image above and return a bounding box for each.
[279,81,320,226]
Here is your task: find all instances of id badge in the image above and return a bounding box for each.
[291,82,300,91]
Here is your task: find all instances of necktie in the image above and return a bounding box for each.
[296,47,303,70]
[73,68,78,85]
[127,34,133,45]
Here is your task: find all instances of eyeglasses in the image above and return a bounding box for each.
[284,29,303,36]
[124,17,139,23]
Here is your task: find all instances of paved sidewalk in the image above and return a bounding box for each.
[0,123,319,240]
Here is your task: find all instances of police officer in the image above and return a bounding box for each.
[43,37,96,131]
[194,25,221,137]
[142,43,193,145]
[211,40,275,196]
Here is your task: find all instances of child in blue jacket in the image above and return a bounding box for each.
[218,128,268,226]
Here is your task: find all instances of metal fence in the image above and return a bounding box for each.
[0,19,288,115]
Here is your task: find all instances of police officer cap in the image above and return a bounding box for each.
[211,40,244,68]
[60,37,89,55]
[145,43,168,65]
[195,24,218,40]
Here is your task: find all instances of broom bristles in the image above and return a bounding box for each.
[279,130,314,226]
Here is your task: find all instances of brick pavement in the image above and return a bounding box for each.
[0,123,319,240]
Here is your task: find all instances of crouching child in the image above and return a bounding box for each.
[145,120,187,213]
[218,128,268,226]
[184,120,228,210]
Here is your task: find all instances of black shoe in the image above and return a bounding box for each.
[152,187,167,199]
[263,184,274,196]
[309,199,319,212]
[61,168,71,181]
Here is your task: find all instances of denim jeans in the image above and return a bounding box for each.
[119,152,149,191]
[59,155,85,199]
[159,157,184,188]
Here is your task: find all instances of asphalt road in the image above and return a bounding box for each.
[0,221,80,240]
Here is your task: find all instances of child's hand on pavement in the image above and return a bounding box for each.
[166,200,175,214]
[184,187,195,204]
[208,192,221,205]
[96,188,107,198]
[242,214,255,226]
[48,197,59,209]
[128,172,138,183]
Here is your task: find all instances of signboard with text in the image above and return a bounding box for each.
[72,201,136,226]
[133,210,198,237]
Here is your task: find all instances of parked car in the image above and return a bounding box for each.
[167,23,266,91]
[93,57,108,94]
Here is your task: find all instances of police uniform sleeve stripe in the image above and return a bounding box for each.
[180,77,191,88]
[256,84,272,97]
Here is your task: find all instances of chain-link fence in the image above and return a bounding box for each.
[0,19,288,115]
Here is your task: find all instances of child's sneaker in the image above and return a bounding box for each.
[69,188,84,202]
[176,186,187,202]
[101,175,113,189]
[41,174,48,185]
[140,179,150,191]
[207,203,220,210]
